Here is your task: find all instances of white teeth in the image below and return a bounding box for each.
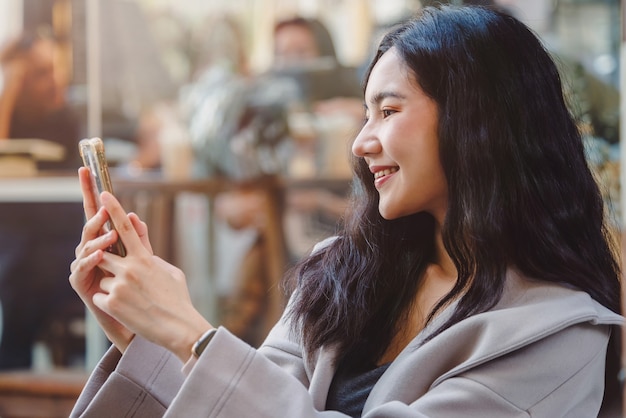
[374,167,398,179]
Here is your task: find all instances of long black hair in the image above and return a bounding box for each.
[284,5,621,369]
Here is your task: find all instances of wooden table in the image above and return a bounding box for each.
[0,369,89,418]
[0,174,81,202]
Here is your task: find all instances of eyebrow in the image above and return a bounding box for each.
[366,91,407,108]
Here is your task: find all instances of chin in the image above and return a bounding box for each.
[379,201,423,221]
[378,204,402,221]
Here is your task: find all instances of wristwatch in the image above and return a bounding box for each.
[191,328,217,358]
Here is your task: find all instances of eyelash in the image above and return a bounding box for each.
[363,108,396,123]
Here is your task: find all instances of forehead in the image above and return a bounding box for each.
[275,25,315,45]
[365,48,415,99]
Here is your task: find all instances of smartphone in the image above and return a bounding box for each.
[78,137,127,256]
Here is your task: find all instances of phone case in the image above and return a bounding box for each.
[78,137,126,256]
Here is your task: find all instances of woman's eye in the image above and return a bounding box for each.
[382,109,396,118]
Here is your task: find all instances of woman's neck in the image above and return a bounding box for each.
[377,226,457,365]
[432,222,457,281]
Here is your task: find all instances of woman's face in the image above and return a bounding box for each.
[352,48,448,222]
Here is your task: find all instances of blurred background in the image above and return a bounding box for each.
[0,0,620,154]
[0,0,621,414]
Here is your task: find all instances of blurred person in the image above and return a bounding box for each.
[273,16,325,68]
[261,16,363,254]
[0,32,81,169]
[215,16,363,346]
[270,17,363,104]
[126,13,251,173]
[0,32,85,369]
[70,6,622,416]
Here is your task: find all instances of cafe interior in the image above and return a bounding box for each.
[0,0,622,416]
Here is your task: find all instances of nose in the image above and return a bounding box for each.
[352,123,381,158]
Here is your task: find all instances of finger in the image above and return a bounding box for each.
[98,275,114,293]
[77,229,119,261]
[69,249,103,287]
[100,192,147,256]
[76,206,110,257]
[79,167,99,220]
[92,292,110,316]
[128,213,153,254]
[92,282,125,320]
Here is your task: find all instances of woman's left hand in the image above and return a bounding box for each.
[93,191,212,362]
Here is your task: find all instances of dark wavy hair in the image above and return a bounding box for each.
[284,5,621,370]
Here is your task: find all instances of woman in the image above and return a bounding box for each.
[69,5,622,417]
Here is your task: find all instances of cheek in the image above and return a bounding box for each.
[399,138,445,194]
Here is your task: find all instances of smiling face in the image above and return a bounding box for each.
[352,48,448,222]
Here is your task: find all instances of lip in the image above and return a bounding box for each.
[370,165,398,189]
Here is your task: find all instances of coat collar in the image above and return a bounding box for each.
[301,269,622,412]
[363,269,623,410]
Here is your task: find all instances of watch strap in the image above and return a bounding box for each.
[191,328,217,358]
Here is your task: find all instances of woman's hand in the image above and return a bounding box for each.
[70,167,212,361]
[70,168,140,352]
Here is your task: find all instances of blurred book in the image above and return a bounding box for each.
[0,155,36,177]
[0,139,65,177]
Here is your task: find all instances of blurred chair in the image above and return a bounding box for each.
[116,183,176,263]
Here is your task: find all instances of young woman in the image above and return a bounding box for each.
[69,5,622,417]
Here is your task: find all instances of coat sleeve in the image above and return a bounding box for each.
[70,336,186,418]
[70,325,348,418]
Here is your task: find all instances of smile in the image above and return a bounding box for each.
[374,167,399,179]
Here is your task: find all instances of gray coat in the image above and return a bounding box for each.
[71,269,622,417]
